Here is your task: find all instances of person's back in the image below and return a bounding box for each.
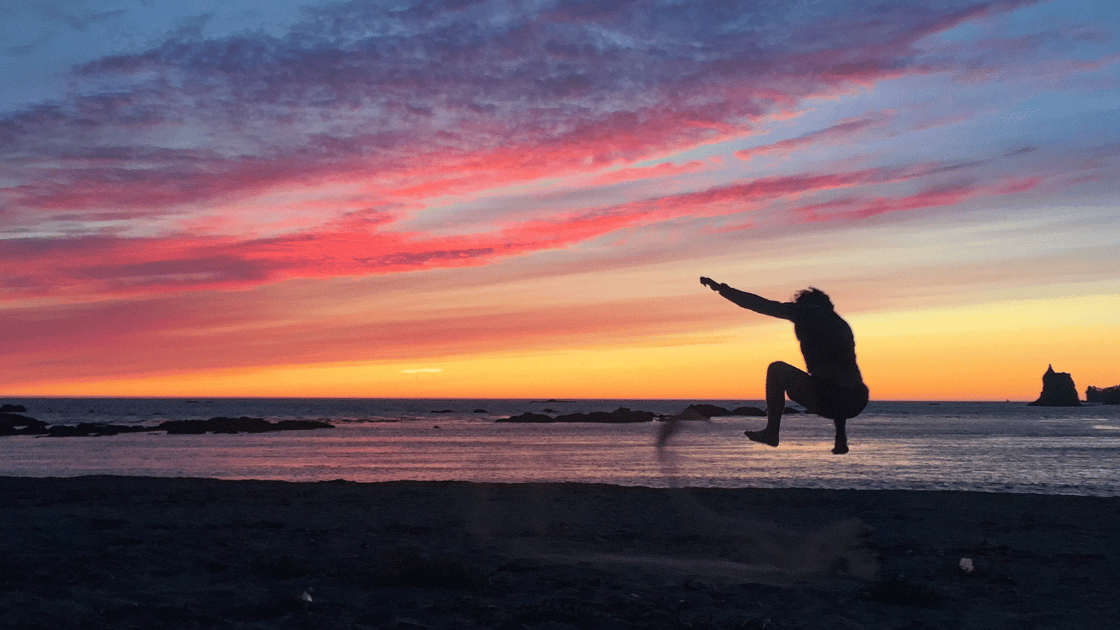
[790,301,863,390]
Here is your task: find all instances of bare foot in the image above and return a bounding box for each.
[832,443,849,455]
[744,429,779,447]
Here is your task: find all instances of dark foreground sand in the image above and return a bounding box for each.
[2,477,1118,629]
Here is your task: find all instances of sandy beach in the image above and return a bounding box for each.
[2,477,1118,629]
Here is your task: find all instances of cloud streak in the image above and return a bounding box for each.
[0,153,1092,298]
[735,111,896,162]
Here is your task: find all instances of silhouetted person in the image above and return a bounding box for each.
[700,278,868,454]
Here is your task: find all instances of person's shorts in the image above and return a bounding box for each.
[811,379,869,421]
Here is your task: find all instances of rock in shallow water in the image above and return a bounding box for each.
[497,407,655,423]
[156,417,334,434]
[0,412,48,436]
[1028,365,1082,407]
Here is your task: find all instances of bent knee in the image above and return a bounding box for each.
[767,361,802,377]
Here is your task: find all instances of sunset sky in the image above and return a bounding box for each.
[2,0,1118,401]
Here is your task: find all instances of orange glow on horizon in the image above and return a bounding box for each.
[8,293,1118,402]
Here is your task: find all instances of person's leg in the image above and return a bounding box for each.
[745,361,816,447]
[814,382,867,455]
[832,418,848,455]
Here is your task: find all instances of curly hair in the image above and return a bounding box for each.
[792,287,833,310]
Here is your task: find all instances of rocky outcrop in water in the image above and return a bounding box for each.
[1028,365,1082,407]
[680,404,732,418]
[1,410,335,438]
[156,417,334,434]
[497,412,555,423]
[663,407,711,421]
[497,408,656,423]
[730,406,767,417]
[1086,384,1120,405]
[0,412,48,436]
[47,423,151,437]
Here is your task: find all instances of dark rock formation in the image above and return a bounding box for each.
[496,412,555,423]
[1028,365,1082,407]
[46,423,151,437]
[661,407,711,421]
[2,414,334,438]
[156,417,334,434]
[497,408,656,423]
[1086,385,1120,405]
[1,404,28,413]
[730,406,767,416]
[745,406,801,415]
[554,408,656,423]
[680,404,732,418]
[0,412,48,436]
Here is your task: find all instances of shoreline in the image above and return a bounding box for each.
[3,477,1118,629]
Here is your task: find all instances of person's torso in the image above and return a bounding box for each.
[792,305,863,388]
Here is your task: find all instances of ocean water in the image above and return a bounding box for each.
[3,398,1120,496]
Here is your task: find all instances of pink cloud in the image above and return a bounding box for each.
[735,111,895,162]
[789,176,1043,223]
[0,160,1055,299]
[587,161,708,187]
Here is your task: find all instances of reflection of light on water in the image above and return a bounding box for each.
[5,406,1120,495]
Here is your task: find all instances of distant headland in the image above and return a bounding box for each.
[1086,384,1120,405]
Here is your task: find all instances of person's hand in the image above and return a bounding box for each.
[700,277,721,291]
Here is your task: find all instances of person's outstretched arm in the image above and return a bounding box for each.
[700,277,793,320]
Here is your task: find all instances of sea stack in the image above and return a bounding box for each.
[1027,365,1082,406]
[1086,384,1120,405]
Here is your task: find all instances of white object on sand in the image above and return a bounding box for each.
[959,557,974,574]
